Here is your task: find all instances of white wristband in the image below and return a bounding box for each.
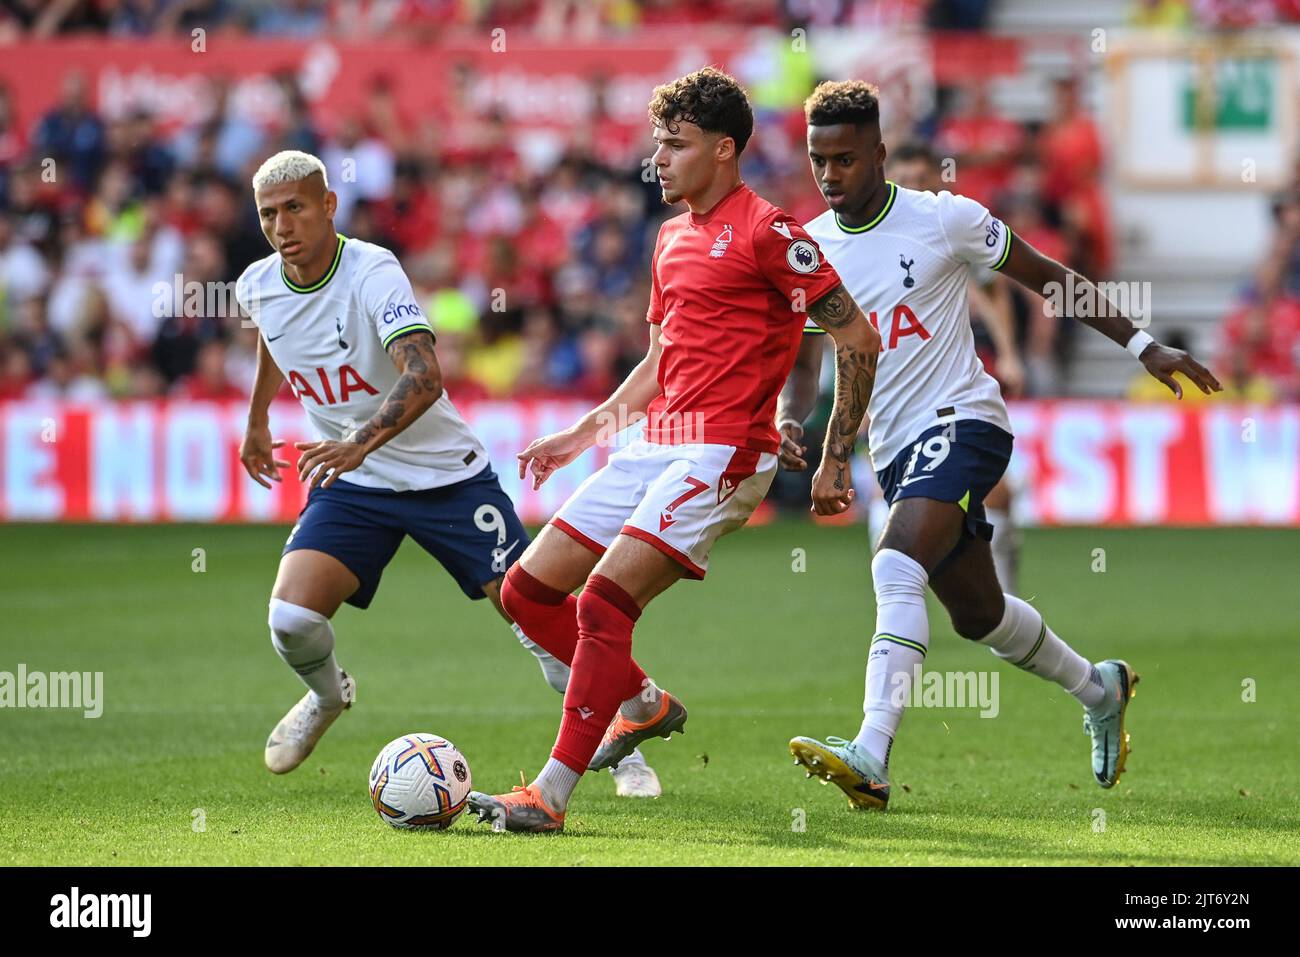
[1125,330,1155,359]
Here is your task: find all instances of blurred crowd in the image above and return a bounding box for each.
[1133,0,1300,29]
[0,0,998,40]
[9,0,1300,40]
[932,76,1111,398]
[0,63,675,404]
[0,1,1124,406]
[1200,170,1300,403]
[0,68,1110,404]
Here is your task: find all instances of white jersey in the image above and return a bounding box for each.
[236,235,488,492]
[804,183,1014,469]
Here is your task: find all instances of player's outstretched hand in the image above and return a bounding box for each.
[996,352,1026,398]
[1139,341,1222,399]
[518,428,589,490]
[294,439,367,489]
[778,420,808,471]
[811,460,856,515]
[240,425,290,489]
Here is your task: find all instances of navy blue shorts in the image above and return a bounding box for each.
[283,466,529,610]
[875,420,1013,541]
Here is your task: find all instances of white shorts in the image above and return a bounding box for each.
[552,439,777,579]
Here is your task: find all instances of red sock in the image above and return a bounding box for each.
[501,564,648,697]
[552,575,643,772]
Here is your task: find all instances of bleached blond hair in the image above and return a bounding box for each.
[251,150,329,192]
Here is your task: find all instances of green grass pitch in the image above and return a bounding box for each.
[1,520,1296,866]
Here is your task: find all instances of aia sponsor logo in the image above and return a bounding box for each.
[288,366,380,405]
[867,304,931,351]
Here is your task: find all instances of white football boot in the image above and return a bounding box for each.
[264,671,356,774]
[610,748,662,798]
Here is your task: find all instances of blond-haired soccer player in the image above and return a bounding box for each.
[237,151,662,798]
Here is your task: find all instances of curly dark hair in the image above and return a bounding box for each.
[648,67,753,155]
[804,80,881,128]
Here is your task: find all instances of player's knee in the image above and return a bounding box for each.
[479,576,509,620]
[870,548,928,603]
[268,598,330,648]
[574,577,638,647]
[573,587,602,639]
[948,598,1005,641]
[499,565,528,622]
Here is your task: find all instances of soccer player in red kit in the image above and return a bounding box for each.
[467,68,882,833]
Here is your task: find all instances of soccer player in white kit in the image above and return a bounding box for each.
[778,82,1222,810]
[236,151,661,796]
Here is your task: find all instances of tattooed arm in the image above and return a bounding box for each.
[805,283,881,515]
[350,331,443,452]
[295,330,443,488]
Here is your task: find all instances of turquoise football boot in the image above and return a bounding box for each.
[789,735,890,810]
[1082,659,1140,788]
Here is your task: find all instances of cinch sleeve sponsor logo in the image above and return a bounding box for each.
[381,302,423,325]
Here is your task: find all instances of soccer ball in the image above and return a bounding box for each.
[368,733,472,829]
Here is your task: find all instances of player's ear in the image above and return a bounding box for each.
[715,134,735,165]
[876,138,887,168]
[324,190,338,218]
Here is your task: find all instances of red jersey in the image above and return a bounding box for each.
[644,183,842,453]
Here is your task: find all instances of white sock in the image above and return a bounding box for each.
[986,507,1020,596]
[268,598,343,708]
[511,622,571,695]
[978,594,1105,708]
[619,677,662,722]
[533,758,581,811]
[853,549,930,769]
